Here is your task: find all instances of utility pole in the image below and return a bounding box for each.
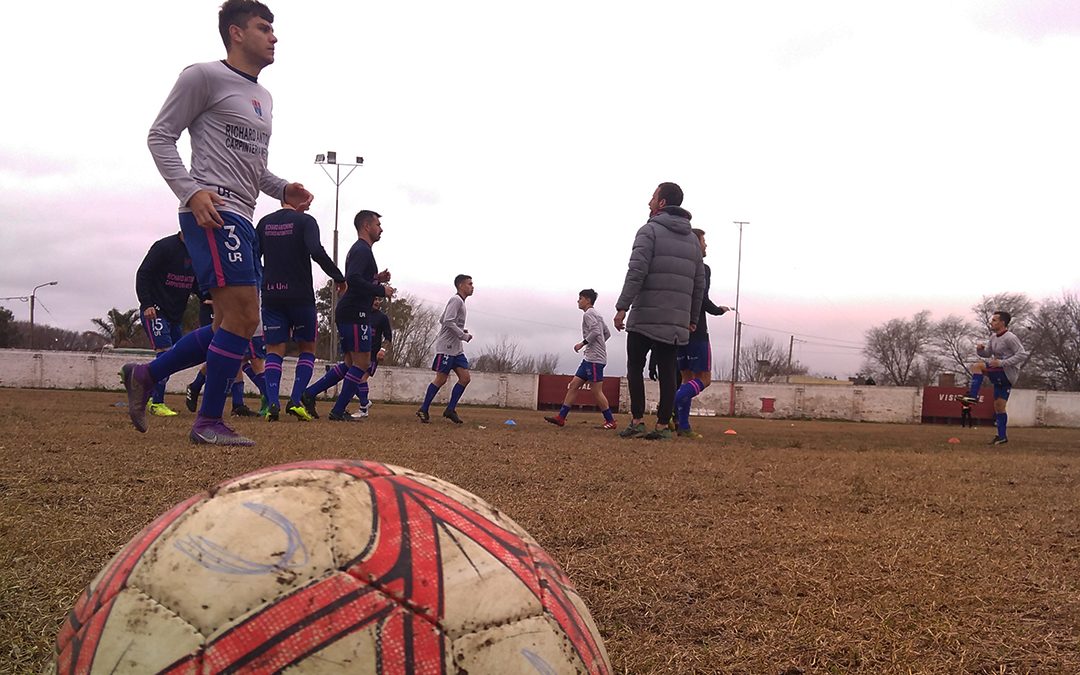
[29,281,58,350]
[729,221,748,416]
[787,334,794,383]
[314,153,363,360]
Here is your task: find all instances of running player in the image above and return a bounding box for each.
[416,275,474,424]
[327,210,394,421]
[544,289,617,429]
[299,296,391,419]
[672,228,730,439]
[958,310,1028,445]
[135,231,198,417]
[123,0,313,446]
[256,202,345,421]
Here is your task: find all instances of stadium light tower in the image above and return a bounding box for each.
[30,280,58,350]
[314,152,363,359]
[729,222,748,416]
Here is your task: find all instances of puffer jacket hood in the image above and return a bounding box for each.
[615,206,705,345]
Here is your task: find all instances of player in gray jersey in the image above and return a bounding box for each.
[958,310,1028,445]
[416,275,475,424]
[544,289,617,429]
[122,0,313,447]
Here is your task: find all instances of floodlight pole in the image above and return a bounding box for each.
[29,281,58,350]
[314,153,363,361]
[729,222,747,416]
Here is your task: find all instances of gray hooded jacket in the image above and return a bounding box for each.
[616,206,705,345]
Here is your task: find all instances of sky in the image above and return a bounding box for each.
[2,0,1078,377]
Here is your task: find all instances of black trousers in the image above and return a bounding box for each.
[626,331,677,424]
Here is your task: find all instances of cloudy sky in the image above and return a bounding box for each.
[2,0,1077,376]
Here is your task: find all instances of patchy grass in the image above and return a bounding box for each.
[2,389,1079,673]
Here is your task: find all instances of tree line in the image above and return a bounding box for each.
[861,291,1080,390]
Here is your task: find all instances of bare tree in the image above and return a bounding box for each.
[862,311,934,385]
[930,314,979,377]
[382,293,440,368]
[971,293,1036,341]
[472,335,560,374]
[737,336,807,382]
[1025,292,1080,391]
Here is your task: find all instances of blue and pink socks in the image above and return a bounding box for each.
[306,362,347,398]
[996,412,1008,439]
[331,366,367,415]
[264,353,284,407]
[201,328,248,419]
[967,374,984,399]
[147,325,213,383]
[290,352,316,404]
[674,378,705,429]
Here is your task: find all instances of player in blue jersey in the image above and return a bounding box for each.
[544,289,617,429]
[958,310,1028,445]
[326,210,394,421]
[300,296,392,419]
[135,232,198,417]
[256,202,345,421]
[123,0,313,446]
[416,275,474,424]
[672,228,731,439]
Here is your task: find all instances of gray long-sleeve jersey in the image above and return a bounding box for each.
[148,60,288,221]
[581,307,611,364]
[434,294,469,356]
[977,329,1028,385]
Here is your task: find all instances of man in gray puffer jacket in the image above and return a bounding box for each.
[614,182,705,439]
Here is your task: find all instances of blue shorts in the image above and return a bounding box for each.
[985,366,1012,400]
[246,334,266,360]
[677,340,711,373]
[338,322,372,355]
[141,312,183,351]
[263,303,318,344]
[432,353,469,373]
[180,211,261,292]
[574,360,605,382]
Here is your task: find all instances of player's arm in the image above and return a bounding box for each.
[303,218,345,283]
[147,66,224,227]
[690,259,705,329]
[135,242,162,314]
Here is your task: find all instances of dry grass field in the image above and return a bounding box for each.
[2,387,1079,674]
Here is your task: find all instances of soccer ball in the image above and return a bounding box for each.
[52,459,611,674]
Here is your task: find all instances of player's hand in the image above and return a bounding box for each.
[719,305,731,314]
[574,342,583,352]
[377,348,386,362]
[463,333,473,342]
[383,284,396,299]
[335,282,347,296]
[187,190,226,229]
[377,269,391,283]
[143,306,158,321]
[689,323,697,333]
[613,310,626,331]
[284,183,314,211]
[990,358,1001,367]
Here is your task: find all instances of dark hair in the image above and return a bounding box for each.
[454,274,472,289]
[993,310,1012,326]
[691,228,706,238]
[353,210,382,230]
[579,289,598,305]
[219,0,274,49]
[656,182,684,207]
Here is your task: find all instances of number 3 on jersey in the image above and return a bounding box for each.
[223,224,244,263]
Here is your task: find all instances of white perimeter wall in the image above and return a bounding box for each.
[3,349,1080,428]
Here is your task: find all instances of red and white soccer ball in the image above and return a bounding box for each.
[53,460,611,674]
